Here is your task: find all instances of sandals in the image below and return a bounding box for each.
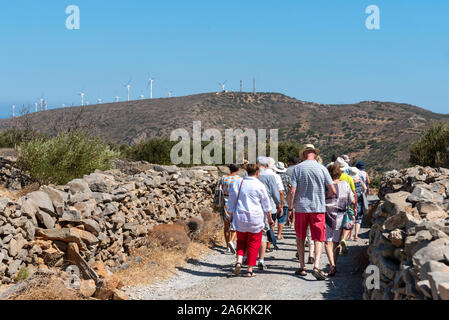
[340,240,348,255]
[295,268,307,276]
[312,267,327,281]
[234,263,242,275]
[328,266,337,277]
[245,271,256,278]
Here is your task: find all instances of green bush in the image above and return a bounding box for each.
[123,138,177,165]
[277,141,304,164]
[16,266,30,281]
[0,129,48,148]
[409,123,449,168]
[16,131,119,185]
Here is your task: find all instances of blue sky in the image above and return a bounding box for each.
[1,0,449,118]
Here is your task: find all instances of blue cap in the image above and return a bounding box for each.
[356,161,365,170]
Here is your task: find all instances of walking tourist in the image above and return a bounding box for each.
[256,157,281,270]
[215,164,243,254]
[349,167,366,241]
[288,144,336,280]
[228,164,274,277]
[274,161,291,240]
[324,164,354,276]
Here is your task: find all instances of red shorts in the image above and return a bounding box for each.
[295,212,326,242]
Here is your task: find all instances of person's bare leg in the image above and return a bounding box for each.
[333,242,340,264]
[341,229,350,241]
[230,230,237,243]
[354,223,361,240]
[325,242,335,267]
[297,239,306,268]
[224,221,230,248]
[259,241,267,262]
[313,241,323,270]
[277,223,285,239]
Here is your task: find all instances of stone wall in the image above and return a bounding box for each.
[0,160,217,287]
[363,166,449,300]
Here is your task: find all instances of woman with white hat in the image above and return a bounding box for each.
[348,167,366,241]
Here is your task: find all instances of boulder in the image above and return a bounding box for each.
[384,212,422,231]
[40,185,66,215]
[383,191,412,217]
[439,283,449,300]
[412,238,449,268]
[81,219,101,235]
[428,272,449,300]
[407,186,444,204]
[36,210,55,229]
[27,191,55,216]
[67,179,91,194]
[80,279,97,298]
[61,209,82,223]
[416,202,448,221]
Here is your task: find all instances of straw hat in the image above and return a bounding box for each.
[301,144,320,159]
[342,154,351,164]
[335,157,350,173]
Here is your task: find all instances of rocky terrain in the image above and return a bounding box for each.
[364,166,449,300]
[0,159,218,299]
[1,92,448,173]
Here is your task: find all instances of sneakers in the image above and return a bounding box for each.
[228,241,236,254]
[258,261,267,271]
[340,240,348,255]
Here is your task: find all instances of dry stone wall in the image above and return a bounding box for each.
[364,166,449,300]
[0,159,217,286]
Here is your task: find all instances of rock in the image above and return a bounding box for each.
[20,199,38,225]
[35,228,86,249]
[416,230,433,242]
[421,261,449,281]
[416,280,433,299]
[112,289,129,300]
[413,238,449,268]
[61,209,82,223]
[407,187,444,204]
[81,219,101,235]
[40,185,66,215]
[389,229,406,248]
[69,228,99,246]
[384,212,422,231]
[27,191,55,215]
[36,210,55,229]
[416,202,448,221]
[80,279,97,298]
[68,179,91,194]
[439,283,449,300]
[103,203,118,216]
[7,259,22,277]
[68,192,92,205]
[428,272,449,300]
[83,173,114,193]
[92,193,112,204]
[384,191,412,217]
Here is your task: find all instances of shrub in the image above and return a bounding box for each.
[0,129,48,148]
[123,138,177,165]
[147,224,191,251]
[16,266,30,281]
[409,123,449,168]
[16,131,119,185]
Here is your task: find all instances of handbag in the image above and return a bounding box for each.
[362,192,369,212]
[342,207,356,230]
[213,177,225,213]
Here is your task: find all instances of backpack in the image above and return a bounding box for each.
[213,177,225,213]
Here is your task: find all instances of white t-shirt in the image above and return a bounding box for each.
[266,168,285,191]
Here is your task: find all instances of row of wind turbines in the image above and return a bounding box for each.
[78,74,158,107]
[11,77,256,118]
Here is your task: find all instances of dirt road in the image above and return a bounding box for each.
[124,225,369,300]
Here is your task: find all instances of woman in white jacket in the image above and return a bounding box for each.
[228,164,274,277]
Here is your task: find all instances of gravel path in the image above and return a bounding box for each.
[124,225,369,300]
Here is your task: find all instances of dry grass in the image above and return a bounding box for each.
[117,210,223,287]
[16,182,40,198]
[6,275,86,300]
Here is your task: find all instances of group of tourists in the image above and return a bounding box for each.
[214,144,370,280]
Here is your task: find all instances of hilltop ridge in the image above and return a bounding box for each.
[1,92,448,173]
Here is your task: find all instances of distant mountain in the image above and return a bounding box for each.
[1,92,448,174]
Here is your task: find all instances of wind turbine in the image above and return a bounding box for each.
[218,81,227,92]
[139,94,145,100]
[78,90,85,106]
[115,96,120,103]
[168,91,173,98]
[97,98,103,104]
[147,74,155,99]
[40,96,45,112]
[62,103,66,108]
[34,102,38,113]
[44,101,48,111]
[11,105,15,118]
[124,79,132,102]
